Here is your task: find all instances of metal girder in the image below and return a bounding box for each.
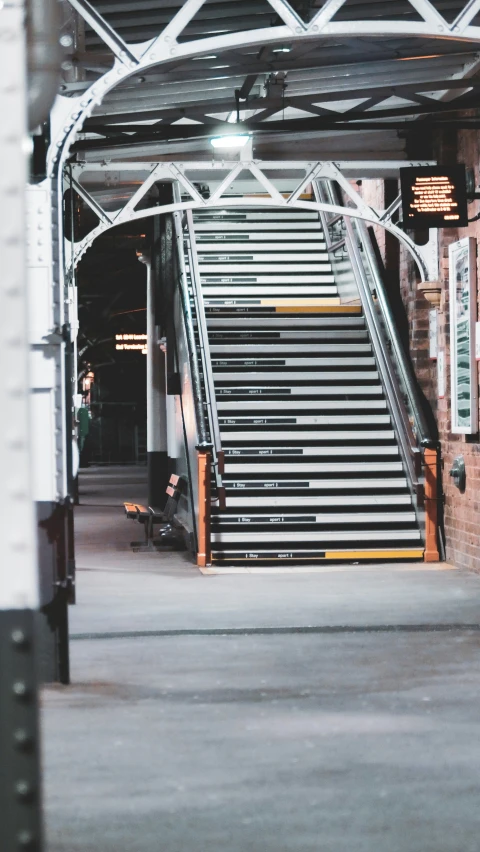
[27,186,68,504]
[0,5,43,851]
[49,0,480,175]
[82,77,480,131]
[0,2,38,610]
[68,159,437,281]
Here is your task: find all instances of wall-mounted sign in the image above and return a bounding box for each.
[429,308,438,360]
[115,333,147,354]
[449,238,478,434]
[400,165,468,229]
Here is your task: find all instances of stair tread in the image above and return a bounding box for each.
[225,495,413,506]
[221,430,395,441]
[202,287,337,297]
[197,247,329,256]
[212,530,422,543]
[215,372,379,382]
[194,223,321,231]
[218,401,387,410]
[223,462,402,473]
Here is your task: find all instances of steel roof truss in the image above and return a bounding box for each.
[67,159,437,282]
[67,0,140,66]
[453,0,480,34]
[71,176,113,225]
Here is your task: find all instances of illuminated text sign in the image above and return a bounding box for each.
[400,165,468,229]
[115,333,147,354]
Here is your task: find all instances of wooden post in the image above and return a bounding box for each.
[196,448,212,568]
[423,447,440,562]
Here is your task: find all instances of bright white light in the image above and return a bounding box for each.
[273,45,292,53]
[210,134,251,149]
[227,111,237,123]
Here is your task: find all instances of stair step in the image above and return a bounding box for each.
[224,477,407,490]
[225,494,412,507]
[196,232,324,242]
[216,386,383,396]
[212,358,375,369]
[211,529,422,543]
[204,298,343,307]
[220,415,391,426]
[207,330,368,340]
[223,462,402,474]
[197,246,329,255]
[195,222,320,233]
[198,263,332,274]
[214,371,379,383]
[204,304,362,314]
[211,547,425,561]
[218,400,387,411]
[223,446,399,456]
[194,211,320,221]
[222,432,395,443]
[205,317,366,328]
[212,511,416,525]
[210,344,371,354]
[202,288,337,298]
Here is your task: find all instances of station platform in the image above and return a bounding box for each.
[41,466,480,852]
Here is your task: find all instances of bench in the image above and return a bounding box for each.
[124,474,187,551]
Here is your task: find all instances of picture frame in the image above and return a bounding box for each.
[449,237,478,434]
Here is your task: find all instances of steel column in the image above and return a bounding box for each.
[0,3,44,849]
[27,185,70,685]
[140,252,169,508]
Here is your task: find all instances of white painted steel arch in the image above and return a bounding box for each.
[49,0,480,175]
[71,195,432,281]
[68,160,435,280]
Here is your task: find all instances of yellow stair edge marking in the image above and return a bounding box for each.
[324,549,425,560]
[261,298,341,307]
[275,305,362,314]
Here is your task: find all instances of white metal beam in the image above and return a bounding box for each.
[67,159,437,281]
[0,2,38,609]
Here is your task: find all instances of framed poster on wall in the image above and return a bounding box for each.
[449,237,478,434]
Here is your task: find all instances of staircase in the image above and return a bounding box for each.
[190,207,424,564]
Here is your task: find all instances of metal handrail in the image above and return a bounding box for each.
[354,218,434,448]
[185,209,225,503]
[172,211,210,449]
[343,216,420,494]
[314,179,423,506]
[316,178,434,450]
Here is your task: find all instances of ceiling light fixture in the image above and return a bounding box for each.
[210,134,251,149]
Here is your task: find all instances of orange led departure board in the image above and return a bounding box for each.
[400,165,468,229]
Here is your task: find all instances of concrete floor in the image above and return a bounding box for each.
[41,466,480,851]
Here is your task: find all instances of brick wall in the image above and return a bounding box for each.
[357,135,480,571]
[430,130,480,572]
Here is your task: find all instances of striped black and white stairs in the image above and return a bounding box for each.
[190,208,423,564]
